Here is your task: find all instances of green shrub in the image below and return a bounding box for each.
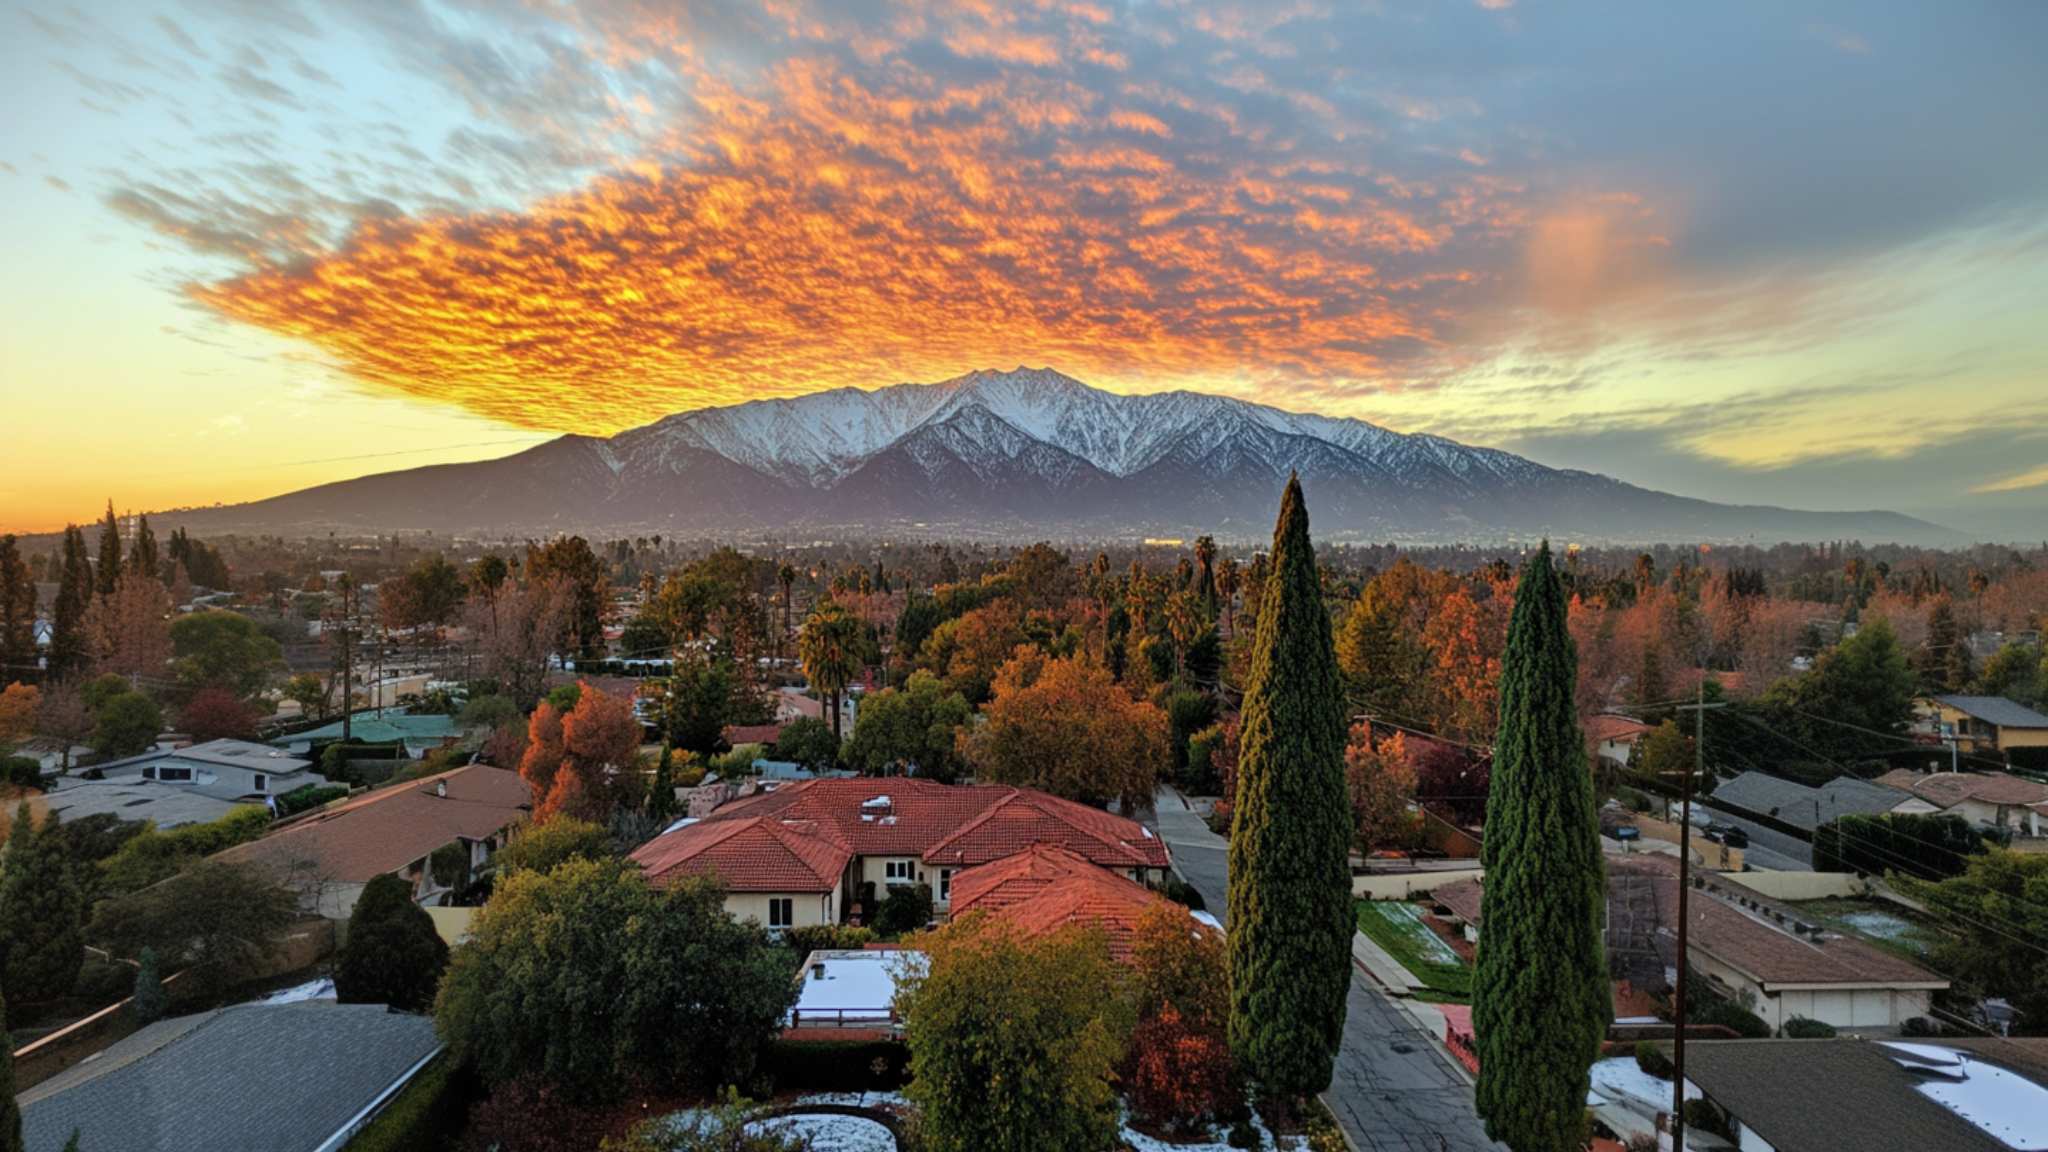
[1694,998,1772,1039]
[1633,1041,1673,1079]
[338,873,449,1012]
[346,1057,469,1152]
[99,806,272,895]
[778,924,876,961]
[0,755,43,790]
[493,818,610,876]
[275,783,350,816]
[1780,1016,1836,1039]
[874,883,933,937]
[1162,874,1206,911]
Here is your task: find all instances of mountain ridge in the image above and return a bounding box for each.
[149,367,1961,545]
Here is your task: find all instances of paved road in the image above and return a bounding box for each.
[1152,790,1503,1152]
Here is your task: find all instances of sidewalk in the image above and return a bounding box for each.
[1350,928,1424,995]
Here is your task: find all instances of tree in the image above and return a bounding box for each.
[0,803,86,1005]
[130,946,168,1024]
[434,860,798,1100]
[0,988,19,1152]
[88,860,298,994]
[1344,725,1418,854]
[1225,475,1352,1102]
[170,611,282,699]
[94,501,122,601]
[128,514,159,581]
[180,686,258,742]
[1472,542,1608,1152]
[91,690,162,757]
[773,716,839,772]
[558,681,644,820]
[1896,850,2048,1030]
[336,872,450,1011]
[663,655,739,755]
[797,598,863,741]
[777,563,798,657]
[495,817,612,876]
[1764,617,1916,764]
[1976,641,2042,708]
[1126,903,1234,1136]
[33,684,91,771]
[526,536,610,657]
[841,672,969,781]
[47,525,93,682]
[0,683,37,746]
[0,536,40,683]
[91,573,173,682]
[472,578,569,710]
[962,653,1167,810]
[1630,719,1693,793]
[1814,813,1990,880]
[381,554,466,634]
[897,916,1129,1152]
[648,746,678,824]
[519,701,568,805]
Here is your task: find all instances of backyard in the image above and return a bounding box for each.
[1355,900,1471,1003]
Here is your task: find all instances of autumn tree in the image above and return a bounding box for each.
[0,684,37,747]
[962,652,1167,810]
[473,578,570,710]
[537,682,643,823]
[1472,543,1608,1152]
[519,700,568,806]
[90,573,173,682]
[1344,726,1418,854]
[1226,475,1352,1103]
[179,687,258,742]
[1126,903,1234,1136]
[897,915,1130,1152]
[526,535,610,657]
[380,554,466,634]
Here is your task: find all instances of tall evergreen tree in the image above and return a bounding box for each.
[1472,542,1608,1152]
[128,514,159,581]
[131,945,168,1024]
[0,987,20,1152]
[47,525,94,681]
[648,743,677,824]
[0,536,34,682]
[0,803,86,1006]
[1225,474,1351,1100]
[94,501,122,600]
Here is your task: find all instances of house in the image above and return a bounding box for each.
[1711,771,1916,833]
[1918,694,2048,759]
[1434,854,1947,1034]
[73,738,327,803]
[785,947,926,1037]
[1585,714,1651,771]
[278,712,470,759]
[948,843,1211,960]
[214,764,530,920]
[1873,768,2048,838]
[628,777,1171,930]
[18,1001,442,1152]
[1677,1037,2048,1152]
[42,782,255,830]
[724,722,787,747]
[775,685,856,733]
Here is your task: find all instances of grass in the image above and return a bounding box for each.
[1355,901,1471,1002]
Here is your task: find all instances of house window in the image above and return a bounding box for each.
[769,898,794,928]
[158,767,192,782]
[885,860,913,884]
[252,773,267,792]
[142,766,156,780]
[939,869,953,902]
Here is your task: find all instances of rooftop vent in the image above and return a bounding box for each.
[810,962,827,981]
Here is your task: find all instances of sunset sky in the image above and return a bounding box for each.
[4,1,2045,536]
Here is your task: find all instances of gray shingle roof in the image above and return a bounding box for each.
[1937,694,2048,729]
[19,1001,441,1152]
[1710,771,1907,831]
[1681,1039,2024,1152]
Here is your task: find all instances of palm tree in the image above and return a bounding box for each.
[777,563,797,658]
[1194,534,1218,613]
[798,598,863,741]
[1216,556,1239,635]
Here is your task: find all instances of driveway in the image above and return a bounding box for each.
[1152,789,1504,1152]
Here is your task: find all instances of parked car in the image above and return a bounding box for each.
[1610,824,1641,843]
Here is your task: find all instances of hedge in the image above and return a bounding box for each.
[342,1055,471,1152]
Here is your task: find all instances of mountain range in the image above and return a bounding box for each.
[160,368,1957,545]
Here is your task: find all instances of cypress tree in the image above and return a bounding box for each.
[0,535,34,681]
[131,946,168,1024]
[47,525,93,681]
[0,988,20,1152]
[0,803,86,1006]
[1225,474,1352,1100]
[128,514,159,581]
[648,744,677,824]
[94,501,121,600]
[1472,542,1608,1152]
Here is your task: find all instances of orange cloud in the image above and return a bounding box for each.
[192,46,1520,435]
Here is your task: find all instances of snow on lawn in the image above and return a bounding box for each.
[256,977,335,1004]
[1119,1111,1306,1151]
[1588,1057,1698,1111]
[794,1092,910,1110]
[750,1114,895,1152]
[1370,901,1462,966]
[1839,909,1917,942]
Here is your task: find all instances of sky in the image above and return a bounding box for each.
[3,0,2046,537]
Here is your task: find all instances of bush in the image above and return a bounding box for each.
[463,1076,624,1152]
[1694,998,1772,1039]
[99,805,273,895]
[1227,1118,1260,1149]
[1682,1098,1733,1142]
[778,924,876,962]
[0,755,42,790]
[1162,874,1206,911]
[1900,1016,1941,1037]
[603,1089,816,1152]
[874,883,934,937]
[1633,1041,1673,1080]
[91,691,163,757]
[493,818,611,876]
[1780,1016,1836,1039]
[88,860,299,994]
[337,873,449,1012]
[275,783,350,816]
[430,842,471,889]
[1128,1004,1235,1138]
[762,1038,909,1092]
[346,1056,469,1152]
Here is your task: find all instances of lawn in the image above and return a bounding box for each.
[1795,897,1950,961]
[1355,900,1471,1002]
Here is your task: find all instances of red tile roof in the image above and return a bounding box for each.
[706,777,1170,871]
[949,844,1193,960]
[216,765,530,884]
[630,816,851,893]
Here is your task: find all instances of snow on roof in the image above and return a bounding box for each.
[788,948,926,1022]
[1882,1043,2048,1151]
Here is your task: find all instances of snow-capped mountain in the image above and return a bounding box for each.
[163,367,1956,544]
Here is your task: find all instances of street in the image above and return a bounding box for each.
[1152,790,1504,1152]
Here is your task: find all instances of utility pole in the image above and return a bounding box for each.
[338,574,354,744]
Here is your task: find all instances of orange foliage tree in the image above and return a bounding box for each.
[1344,726,1418,853]
[961,653,1167,810]
[1125,902,1234,1136]
[518,701,567,806]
